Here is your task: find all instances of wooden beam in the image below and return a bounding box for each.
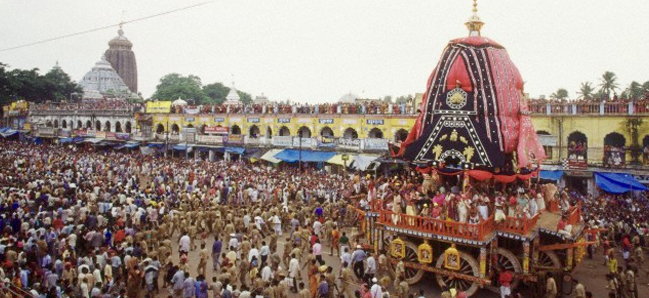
[537,241,597,251]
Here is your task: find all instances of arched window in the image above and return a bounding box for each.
[77,120,83,129]
[231,125,241,135]
[567,131,588,160]
[320,127,334,137]
[86,120,92,129]
[115,122,122,133]
[266,127,273,138]
[95,120,101,131]
[394,129,409,142]
[125,122,132,133]
[156,124,165,134]
[171,124,180,133]
[61,120,67,129]
[249,125,260,138]
[53,120,59,128]
[279,126,291,136]
[368,127,383,139]
[603,132,626,167]
[104,121,111,132]
[343,128,358,139]
[297,126,311,138]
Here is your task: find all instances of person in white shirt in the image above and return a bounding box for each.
[289,254,299,292]
[370,278,382,298]
[261,264,273,281]
[365,252,377,285]
[179,234,191,257]
[340,248,352,268]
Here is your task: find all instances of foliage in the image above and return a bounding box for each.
[382,95,393,103]
[598,71,619,100]
[395,94,414,104]
[577,82,594,100]
[0,63,82,105]
[621,81,643,100]
[550,88,569,100]
[152,73,254,105]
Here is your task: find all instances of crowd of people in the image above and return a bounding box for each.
[528,97,649,115]
[169,101,414,116]
[30,101,142,112]
[0,138,646,298]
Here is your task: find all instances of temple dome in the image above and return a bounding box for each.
[79,55,133,99]
[108,28,133,48]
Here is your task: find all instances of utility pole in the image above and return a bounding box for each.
[298,130,302,172]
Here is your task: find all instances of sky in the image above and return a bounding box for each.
[1,0,648,103]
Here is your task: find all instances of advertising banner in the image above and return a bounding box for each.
[277,118,291,124]
[146,101,172,114]
[319,119,334,124]
[247,118,260,123]
[293,137,313,147]
[106,132,117,140]
[116,133,131,141]
[38,128,56,136]
[204,126,229,134]
[337,138,361,149]
[59,130,72,138]
[364,138,388,150]
[197,135,224,144]
[184,107,200,114]
[317,136,336,147]
[272,136,293,147]
[95,131,107,139]
[366,119,385,125]
[226,134,243,144]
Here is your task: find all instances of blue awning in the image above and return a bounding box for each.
[0,129,18,137]
[147,143,165,148]
[273,149,336,163]
[58,137,73,144]
[539,170,564,181]
[119,142,140,149]
[0,127,9,133]
[225,147,246,155]
[172,144,193,151]
[595,172,648,194]
[73,137,85,143]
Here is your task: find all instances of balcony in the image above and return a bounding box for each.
[376,210,495,241]
[29,109,133,117]
[529,101,649,116]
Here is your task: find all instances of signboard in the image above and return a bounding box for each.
[183,127,197,133]
[226,134,243,144]
[197,135,224,144]
[85,130,96,138]
[184,107,200,114]
[146,101,172,114]
[293,137,313,147]
[297,118,311,124]
[364,138,388,150]
[95,131,107,139]
[272,136,293,147]
[183,132,196,143]
[318,136,336,147]
[337,138,361,149]
[247,118,260,123]
[185,117,195,122]
[319,119,334,124]
[59,130,72,138]
[116,133,130,141]
[106,132,117,140]
[277,118,291,124]
[204,126,229,134]
[214,117,225,122]
[38,128,57,136]
[366,119,385,125]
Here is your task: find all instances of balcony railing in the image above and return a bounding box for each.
[500,213,540,235]
[30,109,132,117]
[529,101,649,116]
[377,210,495,240]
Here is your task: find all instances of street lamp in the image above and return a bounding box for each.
[298,129,303,172]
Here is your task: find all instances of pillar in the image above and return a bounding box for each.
[523,241,530,274]
[479,247,487,278]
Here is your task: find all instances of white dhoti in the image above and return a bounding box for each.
[478,205,488,220]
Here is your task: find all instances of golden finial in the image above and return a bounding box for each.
[465,0,484,37]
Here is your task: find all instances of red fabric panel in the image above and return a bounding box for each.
[516,114,547,168]
[467,170,493,181]
[445,56,473,92]
[516,173,534,180]
[450,36,503,48]
[493,175,517,183]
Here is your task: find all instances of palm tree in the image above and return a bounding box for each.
[577,82,594,100]
[598,71,619,100]
[622,81,643,100]
[550,88,569,100]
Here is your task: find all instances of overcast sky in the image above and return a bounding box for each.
[1,0,647,103]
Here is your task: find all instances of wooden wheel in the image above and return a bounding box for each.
[538,251,561,269]
[383,237,425,285]
[402,241,425,285]
[435,250,480,296]
[486,248,523,293]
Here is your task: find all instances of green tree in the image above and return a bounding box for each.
[151,73,207,103]
[598,71,619,100]
[0,63,81,105]
[622,81,643,100]
[202,82,230,104]
[395,94,413,104]
[550,88,569,100]
[237,90,252,105]
[43,66,82,102]
[382,95,393,103]
[576,82,594,100]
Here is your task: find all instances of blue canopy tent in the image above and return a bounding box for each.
[595,172,648,194]
[0,127,9,133]
[58,137,74,144]
[225,147,246,155]
[172,144,193,151]
[273,149,336,163]
[147,143,166,148]
[0,129,18,137]
[539,170,564,181]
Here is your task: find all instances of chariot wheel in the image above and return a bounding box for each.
[435,250,480,296]
[486,248,523,293]
[538,250,561,269]
[383,237,425,285]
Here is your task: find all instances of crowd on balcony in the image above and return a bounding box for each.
[528,96,649,115]
[168,101,414,115]
[30,100,142,112]
[568,141,588,160]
